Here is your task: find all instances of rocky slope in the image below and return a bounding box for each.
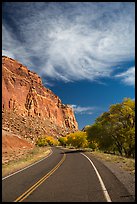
[2,130,34,164]
[2,56,78,143]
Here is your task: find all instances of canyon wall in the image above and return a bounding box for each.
[2,56,78,142]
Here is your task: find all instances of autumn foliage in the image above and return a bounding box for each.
[36,98,135,158]
[36,135,58,147]
[58,131,88,148]
[86,98,135,158]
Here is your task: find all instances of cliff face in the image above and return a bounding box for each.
[2,56,78,142]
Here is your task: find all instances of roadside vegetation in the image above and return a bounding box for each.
[2,146,50,177]
[57,98,135,159]
[36,135,59,147]
[91,150,135,173]
[58,131,88,149]
[36,99,135,159]
[86,98,135,158]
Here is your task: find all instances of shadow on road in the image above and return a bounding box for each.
[60,149,86,154]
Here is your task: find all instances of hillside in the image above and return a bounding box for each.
[2,56,78,144]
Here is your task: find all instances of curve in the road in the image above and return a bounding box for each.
[81,153,112,202]
[2,148,53,181]
[14,153,66,202]
[2,147,64,202]
[2,147,134,202]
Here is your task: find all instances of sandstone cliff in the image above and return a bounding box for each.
[2,56,78,143]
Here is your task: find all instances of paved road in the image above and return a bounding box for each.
[2,147,134,202]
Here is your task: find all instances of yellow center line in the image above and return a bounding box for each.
[14,153,66,202]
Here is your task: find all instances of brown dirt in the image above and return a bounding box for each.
[2,130,34,164]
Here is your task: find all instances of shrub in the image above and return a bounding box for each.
[66,131,88,148]
[36,137,48,147]
[36,135,59,147]
[58,136,67,147]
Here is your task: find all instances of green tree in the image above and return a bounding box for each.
[86,121,114,152]
[86,98,135,157]
[108,98,135,157]
[58,136,67,147]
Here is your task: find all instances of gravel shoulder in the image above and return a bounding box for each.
[90,151,135,200]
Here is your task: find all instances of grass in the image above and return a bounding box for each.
[91,150,135,174]
[2,146,51,178]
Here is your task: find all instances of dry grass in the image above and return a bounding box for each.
[91,151,135,174]
[2,146,51,178]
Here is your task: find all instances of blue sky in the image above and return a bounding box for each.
[2,2,135,129]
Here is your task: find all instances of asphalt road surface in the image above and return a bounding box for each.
[2,147,134,202]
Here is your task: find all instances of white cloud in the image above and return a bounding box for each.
[70,104,95,115]
[2,24,33,68]
[2,2,135,84]
[115,67,135,86]
[2,50,15,59]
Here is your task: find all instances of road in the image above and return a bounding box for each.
[2,147,134,202]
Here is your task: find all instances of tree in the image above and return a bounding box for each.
[108,98,135,157]
[36,137,48,147]
[86,121,114,152]
[66,131,88,148]
[58,136,67,147]
[86,98,135,157]
[36,135,59,147]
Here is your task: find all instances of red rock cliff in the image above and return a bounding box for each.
[2,56,78,141]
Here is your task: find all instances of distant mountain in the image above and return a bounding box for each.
[2,56,78,143]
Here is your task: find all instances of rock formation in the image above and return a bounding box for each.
[2,56,78,143]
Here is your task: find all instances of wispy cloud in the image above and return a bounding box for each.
[2,2,135,85]
[70,104,95,115]
[2,23,33,68]
[115,67,135,86]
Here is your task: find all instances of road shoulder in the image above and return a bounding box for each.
[88,152,135,200]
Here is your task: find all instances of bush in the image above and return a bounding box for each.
[36,135,59,147]
[58,136,67,147]
[36,137,48,147]
[66,131,88,148]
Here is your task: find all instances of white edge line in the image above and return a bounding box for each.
[81,153,112,202]
[2,148,53,181]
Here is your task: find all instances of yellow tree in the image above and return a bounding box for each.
[66,131,88,148]
[86,98,135,157]
[108,98,135,157]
